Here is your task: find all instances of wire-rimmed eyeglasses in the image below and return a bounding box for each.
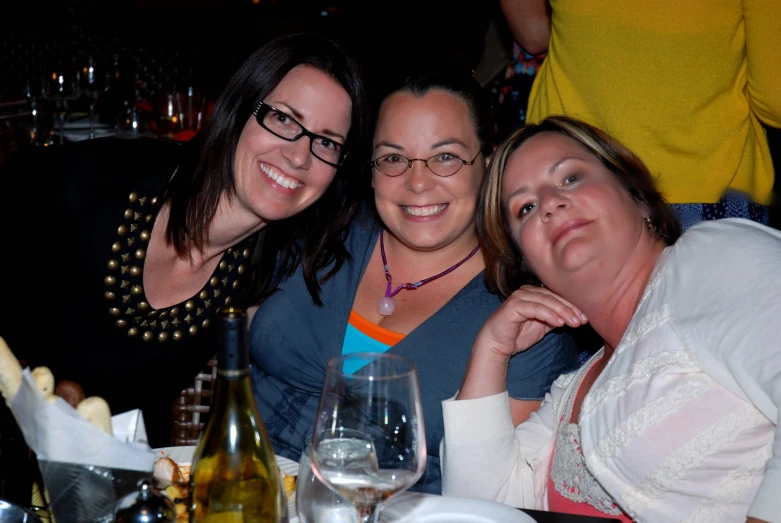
[369,150,482,177]
[253,101,348,167]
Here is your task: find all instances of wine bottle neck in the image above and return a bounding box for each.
[217,315,249,376]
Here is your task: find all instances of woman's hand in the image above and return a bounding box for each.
[477,285,587,361]
[457,285,586,401]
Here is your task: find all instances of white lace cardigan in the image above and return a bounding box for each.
[441,219,781,523]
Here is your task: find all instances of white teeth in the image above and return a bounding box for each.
[260,163,303,190]
[402,204,448,217]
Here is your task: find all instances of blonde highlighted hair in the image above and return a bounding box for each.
[477,116,681,298]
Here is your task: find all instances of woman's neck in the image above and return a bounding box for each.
[568,240,666,351]
[381,227,485,277]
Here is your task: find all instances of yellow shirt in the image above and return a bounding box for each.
[527,0,781,205]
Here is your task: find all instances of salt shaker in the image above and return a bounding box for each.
[114,478,175,523]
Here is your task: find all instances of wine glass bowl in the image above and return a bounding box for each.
[309,353,426,523]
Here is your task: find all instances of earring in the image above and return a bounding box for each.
[645,216,655,232]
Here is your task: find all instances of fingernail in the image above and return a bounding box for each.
[579,313,588,322]
[571,316,581,324]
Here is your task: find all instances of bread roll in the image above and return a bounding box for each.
[0,336,23,404]
[32,366,55,399]
[55,380,86,408]
[77,396,113,435]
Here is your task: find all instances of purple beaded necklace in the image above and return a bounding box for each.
[377,229,480,316]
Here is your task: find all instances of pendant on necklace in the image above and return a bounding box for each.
[377,296,396,316]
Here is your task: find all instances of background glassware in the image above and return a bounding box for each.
[297,433,358,523]
[309,353,426,523]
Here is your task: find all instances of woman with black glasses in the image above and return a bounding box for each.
[247,62,578,494]
[0,32,368,450]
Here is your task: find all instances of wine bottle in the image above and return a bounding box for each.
[189,307,287,522]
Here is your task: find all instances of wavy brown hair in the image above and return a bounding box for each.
[477,116,682,298]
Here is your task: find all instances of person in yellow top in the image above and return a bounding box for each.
[501,0,781,229]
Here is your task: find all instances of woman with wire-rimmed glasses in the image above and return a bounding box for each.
[248,62,578,495]
[0,32,368,453]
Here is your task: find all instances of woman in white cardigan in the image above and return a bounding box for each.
[441,116,780,523]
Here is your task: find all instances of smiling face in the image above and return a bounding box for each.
[371,89,484,253]
[502,132,648,291]
[232,65,352,224]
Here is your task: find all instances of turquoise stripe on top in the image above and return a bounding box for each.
[341,323,392,374]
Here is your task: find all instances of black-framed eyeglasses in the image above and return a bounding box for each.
[253,101,348,167]
[369,150,482,177]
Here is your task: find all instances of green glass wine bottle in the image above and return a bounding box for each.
[189,307,287,522]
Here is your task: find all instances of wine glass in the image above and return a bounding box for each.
[309,353,426,523]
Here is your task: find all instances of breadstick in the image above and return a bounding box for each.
[32,366,55,399]
[77,396,113,435]
[0,336,23,404]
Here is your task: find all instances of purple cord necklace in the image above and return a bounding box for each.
[377,229,480,317]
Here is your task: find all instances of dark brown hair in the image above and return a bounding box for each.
[477,115,682,297]
[161,33,368,305]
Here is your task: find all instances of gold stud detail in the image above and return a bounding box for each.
[219,261,227,270]
[172,318,181,325]
[227,248,234,254]
[202,319,210,328]
[134,212,141,221]
[170,307,179,317]
[116,319,127,328]
[140,231,150,242]
[143,331,153,342]
[122,295,131,303]
[120,280,130,289]
[158,332,169,342]
[243,248,251,259]
[125,308,136,315]
[104,276,116,286]
[128,327,138,337]
[214,289,221,298]
[150,320,157,328]
[151,196,158,206]
[131,285,143,296]
[225,297,232,305]
[135,248,146,260]
[160,311,169,320]
[124,208,133,220]
[107,259,119,271]
[204,299,211,308]
[228,264,235,272]
[233,251,240,259]
[121,266,129,274]
[185,301,195,311]
[149,310,159,317]
[238,265,245,275]
[129,192,138,203]
[161,320,169,329]
[199,290,209,300]
[129,266,141,277]
[197,308,204,316]
[221,277,228,286]
[112,242,121,253]
[127,238,135,247]
[117,225,128,236]
[189,326,198,335]
[130,224,138,233]
[233,281,239,289]
[173,330,183,341]
[146,214,153,223]
[210,277,219,287]
[138,301,149,311]
[139,196,147,206]
[104,291,115,300]
[121,253,130,262]
[185,314,193,323]
[109,307,120,316]
[140,320,149,327]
